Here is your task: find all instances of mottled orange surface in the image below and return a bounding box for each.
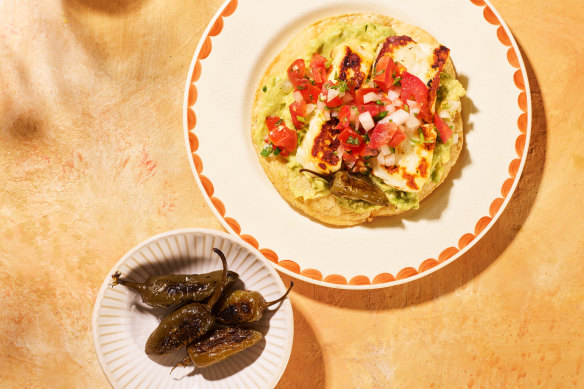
[1,0,583,388]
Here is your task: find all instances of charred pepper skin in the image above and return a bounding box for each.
[186,327,263,368]
[111,270,239,308]
[215,282,293,325]
[299,169,389,206]
[144,248,230,355]
[145,302,215,355]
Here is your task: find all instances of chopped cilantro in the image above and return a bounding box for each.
[262,85,267,92]
[376,100,386,106]
[347,136,360,145]
[393,76,402,86]
[389,146,396,153]
[297,116,305,123]
[273,147,281,156]
[363,134,370,142]
[403,104,410,113]
[410,128,434,145]
[261,144,274,157]
[276,118,283,126]
[375,69,385,76]
[373,111,388,121]
[297,85,307,90]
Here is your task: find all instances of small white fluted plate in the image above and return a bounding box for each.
[92,229,294,389]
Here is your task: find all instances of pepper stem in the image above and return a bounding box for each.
[263,282,294,309]
[170,355,192,375]
[299,169,333,184]
[111,272,146,293]
[206,248,228,311]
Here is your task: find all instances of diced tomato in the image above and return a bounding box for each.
[434,112,453,143]
[309,54,328,85]
[388,127,406,147]
[361,147,378,157]
[342,151,358,167]
[326,95,343,108]
[338,128,364,153]
[400,72,430,121]
[355,103,381,118]
[289,100,307,129]
[373,55,402,92]
[354,87,381,105]
[268,126,297,156]
[335,105,353,129]
[368,122,397,149]
[265,116,282,131]
[287,59,308,88]
[297,84,321,104]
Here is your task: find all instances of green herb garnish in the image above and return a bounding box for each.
[262,85,267,92]
[261,144,274,157]
[373,111,388,121]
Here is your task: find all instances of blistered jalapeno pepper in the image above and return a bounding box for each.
[144,248,229,355]
[183,327,263,368]
[111,270,239,308]
[300,169,390,206]
[215,282,293,325]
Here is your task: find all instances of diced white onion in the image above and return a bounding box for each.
[336,144,346,157]
[392,99,404,108]
[316,100,326,112]
[306,104,315,115]
[439,110,450,119]
[384,154,396,166]
[388,109,410,126]
[386,87,401,101]
[331,111,339,118]
[379,145,391,156]
[377,153,386,166]
[406,100,419,110]
[363,92,383,104]
[378,116,391,124]
[324,109,331,121]
[383,104,396,115]
[293,90,303,103]
[327,88,340,102]
[359,112,375,131]
[405,116,420,131]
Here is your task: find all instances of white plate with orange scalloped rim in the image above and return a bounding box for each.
[92,229,294,389]
[183,0,531,289]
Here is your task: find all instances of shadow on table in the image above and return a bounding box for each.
[62,0,148,14]
[279,42,547,312]
[275,305,326,389]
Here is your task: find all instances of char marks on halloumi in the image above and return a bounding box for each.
[329,43,374,89]
[295,113,342,174]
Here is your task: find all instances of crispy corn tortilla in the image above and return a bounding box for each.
[251,13,464,226]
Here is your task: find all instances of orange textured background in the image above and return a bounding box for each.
[0,0,583,388]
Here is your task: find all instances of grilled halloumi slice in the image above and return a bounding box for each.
[374,36,450,113]
[370,124,437,192]
[295,111,342,175]
[328,41,375,89]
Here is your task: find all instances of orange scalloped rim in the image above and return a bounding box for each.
[184,0,530,287]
